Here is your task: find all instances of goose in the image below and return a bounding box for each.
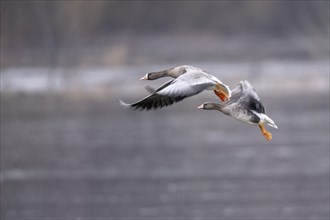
[120,65,231,110]
[198,80,278,141]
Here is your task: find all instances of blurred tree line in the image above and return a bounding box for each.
[1,1,329,67]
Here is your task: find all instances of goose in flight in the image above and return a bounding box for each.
[198,80,278,141]
[120,65,231,110]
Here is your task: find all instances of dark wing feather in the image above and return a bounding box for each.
[247,97,265,114]
[126,93,186,110]
[120,79,186,110]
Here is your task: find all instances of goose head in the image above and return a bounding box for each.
[197,102,224,112]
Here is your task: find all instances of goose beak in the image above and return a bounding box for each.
[197,104,204,109]
[140,74,148,80]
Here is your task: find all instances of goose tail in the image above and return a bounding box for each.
[264,114,278,129]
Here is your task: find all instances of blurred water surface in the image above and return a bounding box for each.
[1,61,329,219]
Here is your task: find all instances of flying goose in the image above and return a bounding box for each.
[120,65,231,110]
[198,80,278,141]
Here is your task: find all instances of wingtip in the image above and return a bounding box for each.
[118,100,131,109]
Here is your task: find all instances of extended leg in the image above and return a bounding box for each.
[259,123,272,141]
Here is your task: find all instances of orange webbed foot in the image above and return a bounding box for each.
[214,84,229,102]
[259,124,272,141]
[213,90,228,101]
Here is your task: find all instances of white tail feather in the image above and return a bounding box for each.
[263,114,278,129]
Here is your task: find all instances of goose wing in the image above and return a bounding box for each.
[119,80,185,110]
[240,80,260,101]
[120,73,217,110]
[228,81,265,113]
[119,93,185,110]
[120,67,230,111]
[156,75,216,98]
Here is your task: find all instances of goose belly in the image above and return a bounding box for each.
[230,109,259,125]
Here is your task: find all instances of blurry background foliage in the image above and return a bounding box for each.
[1,1,329,67]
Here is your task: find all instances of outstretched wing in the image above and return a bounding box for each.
[119,93,186,110]
[119,76,214,110]
[228,80,265,113]
[156,79,215,98]
[119,80,186,110]
[120,67,229,111]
